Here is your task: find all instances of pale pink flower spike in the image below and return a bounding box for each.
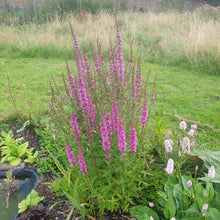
[165,159,174,174]
[180,121,186,130]
[208,166,215,179]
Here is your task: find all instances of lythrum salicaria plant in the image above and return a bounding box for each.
[48,22,159,218]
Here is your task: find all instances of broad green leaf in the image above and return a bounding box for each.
[17,145,28,157]
[190,148,220,183]
[208,208,220,220]
[1,155,9,163]
[168,191,176,217]
[129,205,159,220]
[18,200,28,213]
[5,135,13,146]
[7,156,17,161]
[10,158,21,166]
[20,142,29,150]
[8,144,17,154]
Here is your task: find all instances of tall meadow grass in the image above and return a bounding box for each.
[0,9,220,74]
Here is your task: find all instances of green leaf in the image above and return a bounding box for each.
[190,148,220,183]
[168,191,176,217]
[129,205,159,220]
[8,144,17,154]
[18,200,28,213]
[20,142,29,150]
[208,208,220,220]
[10,158,21,166]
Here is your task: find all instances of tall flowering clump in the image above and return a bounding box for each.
[48,23,160,216]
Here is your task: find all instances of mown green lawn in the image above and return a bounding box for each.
[0,57,219,150]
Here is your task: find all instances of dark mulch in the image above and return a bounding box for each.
[4,123,136,220]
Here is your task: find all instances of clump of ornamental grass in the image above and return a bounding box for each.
[47,22,161,218]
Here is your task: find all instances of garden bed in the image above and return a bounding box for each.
[2,122,135,220]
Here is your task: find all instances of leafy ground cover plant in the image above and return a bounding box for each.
[155,121,220,220]
[0,130,38,166]
[18,190,44,214]
[44,23,166,218]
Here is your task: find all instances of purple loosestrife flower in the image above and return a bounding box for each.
[87,95,98,130]
[65,145,77,166]
[178,151,181,157]
[164,140,173,153]
[72,32,82,57]
[104,113,113,134]
[165,159,174,174]
[109,51,117,81]
[68,73,79,104]
[117,121,126,156]
[70,112,80,143]
[182,137,190,154]
[180,121,187,130]
[100,120,111,158]
[140,102,148,127]
[130,127,137,152]
[116,28,124,82]
[94,55,104,73]
[112,101,119,131]
[208,166,215,179]
[78,76,88,109]
[136,69,142,96]
[187,180,192,187]
[78,151,87,176]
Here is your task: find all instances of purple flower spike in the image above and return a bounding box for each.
[130,127,137,152]
[117,122,126,156]
[140,102,148,127]
[165,159,174,174]
[65,145,77,166]
[180,121,187,130]
[116,28,124,83]
[78,151,87,176]
[208,166,215,179]
[71,112,80,143]
[100,120,111,158]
